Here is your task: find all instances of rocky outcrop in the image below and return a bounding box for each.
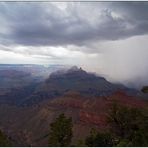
[49,90,148,128]
[79,111,107,128]
[23,67,136,106]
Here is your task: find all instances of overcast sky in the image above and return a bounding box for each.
[0,2,148,88]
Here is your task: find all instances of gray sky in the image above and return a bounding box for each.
[0,2,148,88]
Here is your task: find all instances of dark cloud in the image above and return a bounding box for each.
[0,2,148,47]
[0,2,148,89]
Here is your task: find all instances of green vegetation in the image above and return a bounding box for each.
[84,102,148,147]
[0,129,11,147]
[85,128,114,147]
[107,101,148,146]
[75,139,86,147]
[48,102,148,147]
[48,113,73,146]
[141,86,148,93]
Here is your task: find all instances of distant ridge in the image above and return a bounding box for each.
[22,66,138,106]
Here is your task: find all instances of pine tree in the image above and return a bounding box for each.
[48,113,73,146]
[85,128,114,147]
[0,130,11,147]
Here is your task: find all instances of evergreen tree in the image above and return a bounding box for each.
[85,128,114,147]
[107,101,148,146]
[48,113,73,146]
[0,130,11,147]
[141,86,148,93]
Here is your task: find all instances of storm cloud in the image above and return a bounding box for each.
[0,2,148,47]
[0,2,148,89]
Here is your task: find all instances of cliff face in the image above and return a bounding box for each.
[79,111,107,128]
[0,67,147,146]
[22,67,136,106]
[46,90,148,128]
[0,90,147,146]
